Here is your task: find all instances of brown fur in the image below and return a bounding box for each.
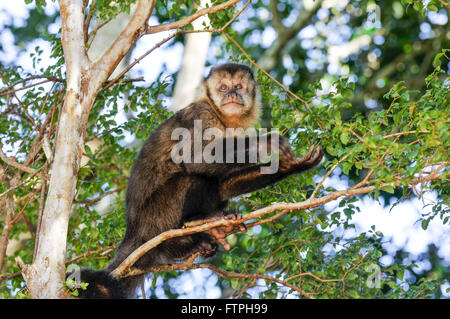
[76,63,323,299]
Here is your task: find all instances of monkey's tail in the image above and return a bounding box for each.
[75,268,133,299]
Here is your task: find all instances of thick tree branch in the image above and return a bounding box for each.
[21,0,91,299]
[88,0,156,97]
[112,166,446,278]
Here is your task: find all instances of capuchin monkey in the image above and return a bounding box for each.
[73,63,323,298]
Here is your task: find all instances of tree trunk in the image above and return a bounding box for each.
[21,0,154,299]
[22,0,89,298]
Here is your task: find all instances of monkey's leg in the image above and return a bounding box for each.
[219,145,323,200]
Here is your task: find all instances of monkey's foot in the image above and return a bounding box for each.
[222,211,247,234]
[206,212,246,251]
[196,240,218,258]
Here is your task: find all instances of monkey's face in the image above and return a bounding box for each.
[196,63,261,128]
[207,71,257,117]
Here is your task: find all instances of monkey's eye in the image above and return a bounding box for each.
[219,84,228,91]
[234,84,243,90]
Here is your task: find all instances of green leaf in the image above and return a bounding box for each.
[427,3,438,11]
[381,185,395,194]
[432,53,443,67]
[421,219,430,230]
[340,130,350,145]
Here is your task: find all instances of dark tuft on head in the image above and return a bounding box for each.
[206,63,254,80]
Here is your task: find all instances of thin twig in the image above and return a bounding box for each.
[86,17,113,50]
[126,261,315,299]
[310,153,351,199]
[221,0,251,30]
[84,0,96,44]
[438,0,450,9]
[0,144,49,180]
[102,32,179,91]
[145,0,241,34]
[74,186,126,205]
[0,75,63,94]
[0,71,38,130]
[65,245,119,264]
[0,166,48,199]
[0,79,58,97]
[381,130,430,139]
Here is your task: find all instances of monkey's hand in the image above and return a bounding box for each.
[205,212,246,251]
[279,144,323,173]
[292,145,323,171]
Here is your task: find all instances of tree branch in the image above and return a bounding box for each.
[144,0,241,34]
[0,144,49,180]
[88,0,156,96]
[0,179,16,269]
[83,0,96,44]
[0,75,63,96]
[111,166,446,278]
[74,186,126,205]
[125,258,315,299]
[0,71,38,130]
[103,1,250,91]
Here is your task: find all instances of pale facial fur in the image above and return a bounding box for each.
[196,68,261,128]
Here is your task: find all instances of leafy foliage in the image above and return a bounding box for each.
[0,0,448,299]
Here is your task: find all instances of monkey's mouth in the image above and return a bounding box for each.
[221,101,245,115]
[223,101,244,107]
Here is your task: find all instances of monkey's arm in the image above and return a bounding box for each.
[182,133,280,176]
[219,145,323,200]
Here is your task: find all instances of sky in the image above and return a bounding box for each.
[0,1,448,298]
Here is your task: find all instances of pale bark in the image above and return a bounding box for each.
[87,3,138,79]
[21,0,88,299]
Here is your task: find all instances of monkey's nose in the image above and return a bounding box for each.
[227,90,240,99]
[228,90,237,97]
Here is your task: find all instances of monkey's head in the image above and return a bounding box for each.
[198,63,261,128]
